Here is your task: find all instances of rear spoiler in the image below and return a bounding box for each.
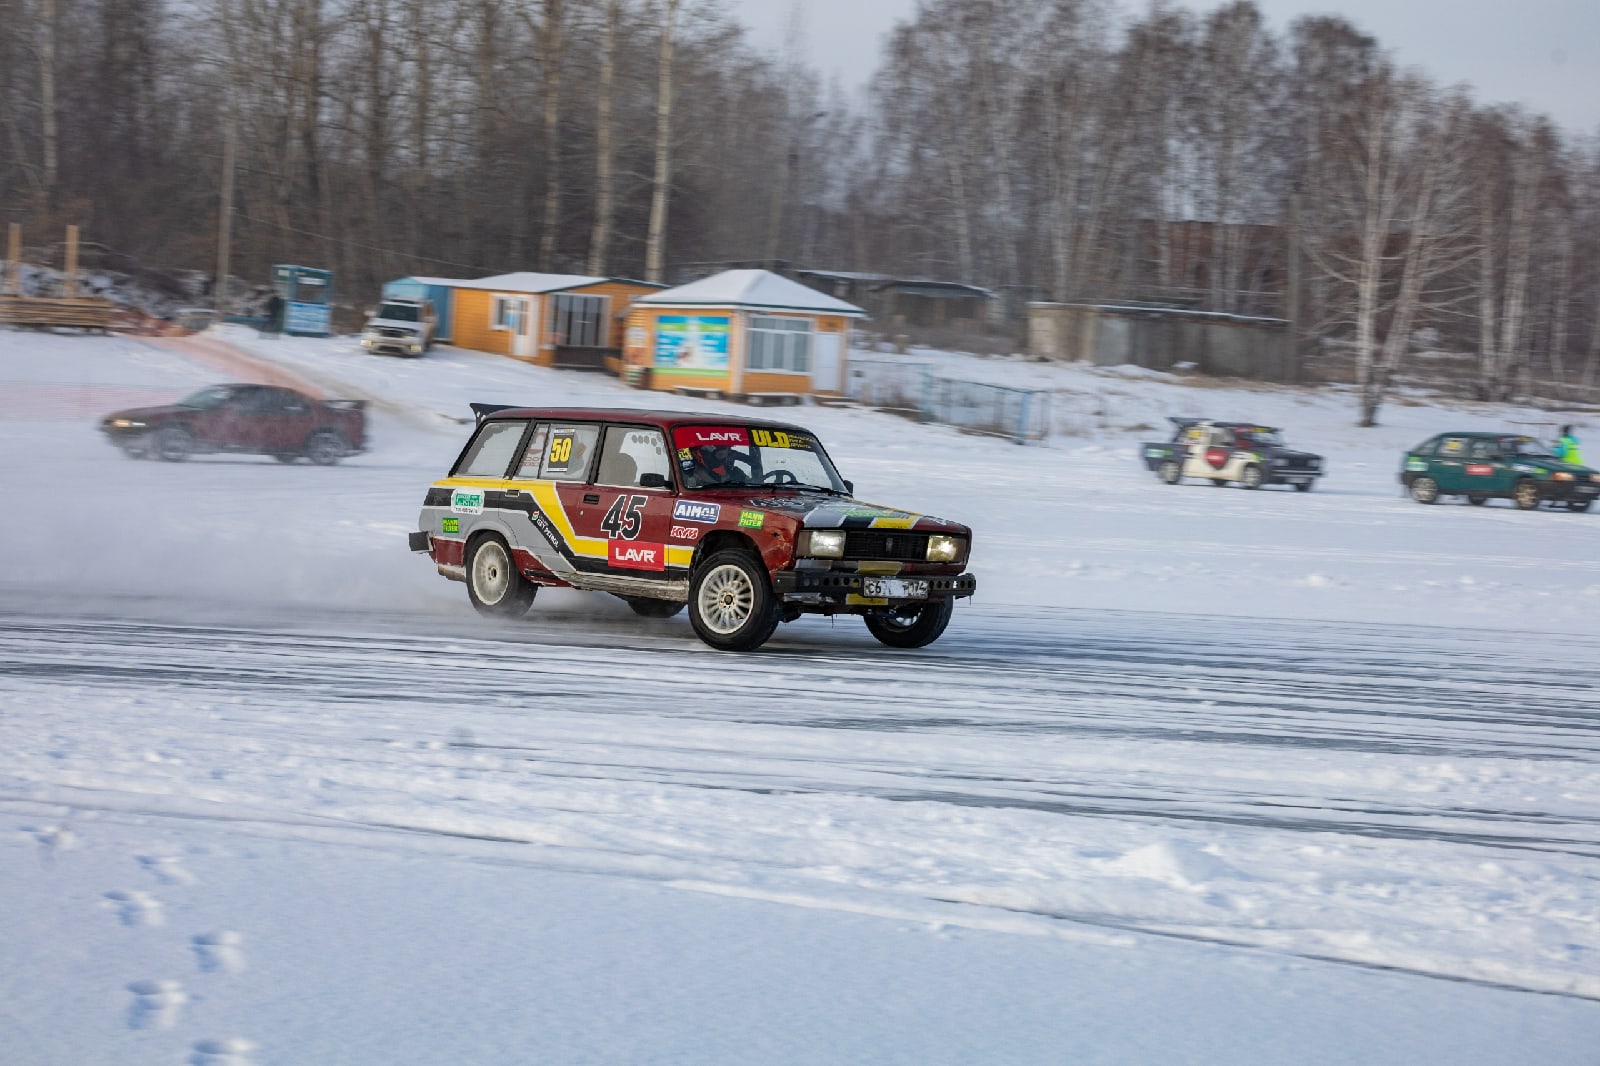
[470,402,519,424]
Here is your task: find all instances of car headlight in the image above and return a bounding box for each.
[1553,471,1575,481]
[1591,474,1600,484]
[799,529,845,558]
[108,418,146,429]
[926,534,965,563]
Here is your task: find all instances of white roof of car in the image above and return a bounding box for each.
[638,270,866,316]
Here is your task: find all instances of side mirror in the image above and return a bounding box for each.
[842,479,854,495]
[640,472,670,489]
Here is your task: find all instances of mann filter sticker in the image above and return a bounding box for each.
[450,488,486,515]
[441,516,460,534]
[738,510,764,529]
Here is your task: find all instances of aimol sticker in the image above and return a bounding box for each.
[738,510,764,529]
[673,500,721,523]
[450,488,486,515]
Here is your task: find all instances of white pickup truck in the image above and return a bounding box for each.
[360,297,436,357]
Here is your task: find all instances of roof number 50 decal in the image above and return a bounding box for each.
[601,494,647,539]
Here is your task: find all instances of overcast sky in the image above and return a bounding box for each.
[723,0,1600,134]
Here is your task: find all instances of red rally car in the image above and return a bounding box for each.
[408,406,978,651]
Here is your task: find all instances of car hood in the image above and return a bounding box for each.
[698,489,970,534]
[1275,448,1322,462]
[1511,458,1597,477]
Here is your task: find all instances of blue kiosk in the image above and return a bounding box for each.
[272,264,333,336]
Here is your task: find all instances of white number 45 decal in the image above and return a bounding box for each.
[600,494,647,539]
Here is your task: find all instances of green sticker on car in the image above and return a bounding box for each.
[441,516,460,534]
[739,510,764,529]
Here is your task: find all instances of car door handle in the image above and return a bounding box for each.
[584,494,600,504]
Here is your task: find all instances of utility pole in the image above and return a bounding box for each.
[1285,187,1302,384]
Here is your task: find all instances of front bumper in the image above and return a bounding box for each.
[773,570,977,608]
[1541,480,1600,503]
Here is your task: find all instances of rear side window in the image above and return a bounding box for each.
[455,420,528,477]
[1436,437,1468,457]
[511,424,552,479]
[596,426,670,487]
[540,424,601,481]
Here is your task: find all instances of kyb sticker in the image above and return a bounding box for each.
[670,525,701,542]
[673,500,721,523]
[450,488,486,515]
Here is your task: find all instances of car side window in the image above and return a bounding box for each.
[511,424,552,479]
[279,393,309,415]
[455,420,529,477]
[1437,437,1467,458]
[1467,439,1499,460]
[596,426,669,488]
[540,424,600,482]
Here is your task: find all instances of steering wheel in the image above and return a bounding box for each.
[762,469,799,486]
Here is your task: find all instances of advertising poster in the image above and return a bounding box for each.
[653,316,730,375]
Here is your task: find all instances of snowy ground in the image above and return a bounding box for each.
[1,327,1597,1064]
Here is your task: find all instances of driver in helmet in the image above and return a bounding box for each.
[691,443,742,486]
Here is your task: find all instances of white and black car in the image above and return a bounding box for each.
[1141,418,1325,490]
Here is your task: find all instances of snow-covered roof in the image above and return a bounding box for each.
[466,272,609,294]
[639,269,865,317]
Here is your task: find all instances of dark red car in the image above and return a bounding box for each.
[409,406,978,651]
[99,383,367,464]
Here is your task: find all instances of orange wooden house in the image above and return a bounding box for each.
[443,272,664,369]
[622,270,866,399]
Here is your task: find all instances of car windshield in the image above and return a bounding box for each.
[672,425,848,492]
[177,385,237,410]
[1235,427,1283,447]
[1505,436,1555,459]
[376,302,419,322]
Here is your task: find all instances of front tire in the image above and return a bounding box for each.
[1410,476,1439,504]
[688,550,779,651]
[1157,459,1181,485]
[1513,479,1540,510]
[1567,499,1592,513]
[466,535,537,618]
[864,597,955,649]
[305,429,348,466]
[152,426,193,462]
[1293,480,1313,492]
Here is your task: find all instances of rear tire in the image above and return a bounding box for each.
[688,550,779,651]
[1240,464,1264,490]
[1157,459,1181,485]
[305,429,347,466]
[864,597,955,649]
[466,535,537,618]
[1410,476,1439,504]
[1513,479,1540,510]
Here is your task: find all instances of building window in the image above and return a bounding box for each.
[747,315,811,373]
[551,294,609,347]
[492,295,526,332]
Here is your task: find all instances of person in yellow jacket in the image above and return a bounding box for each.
[1554,425,1582,465]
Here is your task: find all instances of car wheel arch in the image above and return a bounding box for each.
[692,530,766,571]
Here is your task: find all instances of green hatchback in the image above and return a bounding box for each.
[1399,432,1600,512]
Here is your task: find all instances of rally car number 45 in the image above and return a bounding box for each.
[409,406,977,651]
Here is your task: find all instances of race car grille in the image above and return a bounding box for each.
[378,326,412,338]
[843,530,927,562]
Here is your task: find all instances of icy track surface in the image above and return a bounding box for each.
[4,597,1597,1002]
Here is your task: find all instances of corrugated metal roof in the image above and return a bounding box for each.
[466,272,609,294]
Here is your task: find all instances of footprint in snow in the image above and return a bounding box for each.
[190,1037,258,1066]
[138,854,197,885]
[105,890,165,927]
[193,931,247,974]
[126,978,187,1030]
